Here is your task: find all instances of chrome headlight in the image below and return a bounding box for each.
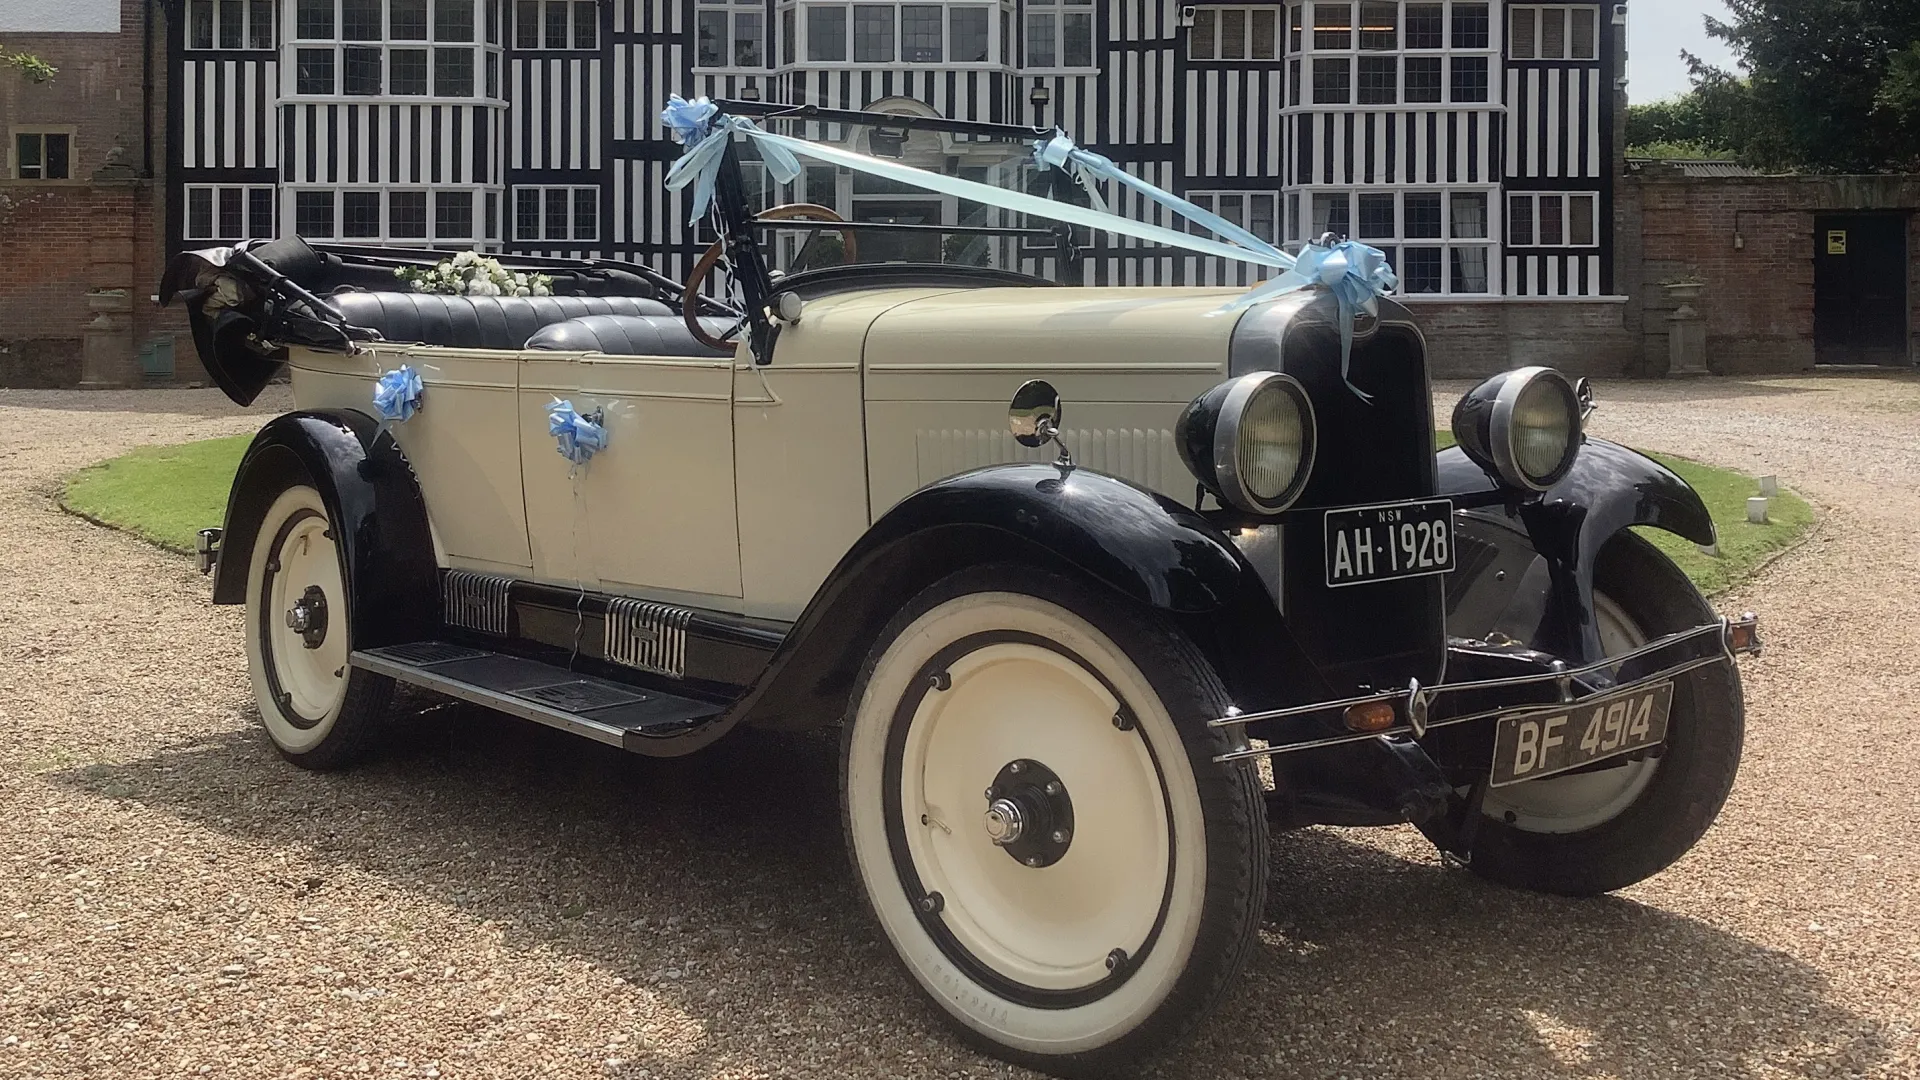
[1451,366,1583,491]
[1176,372,1317,514]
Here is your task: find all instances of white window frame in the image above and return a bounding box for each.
[288,0,500,100]
[512,185,600,242]
[286,185,495,245]
[1507,5,1597,61]
[1186,6,1281,63]
[185,184,279,240]
[1287,184,1500,295]
[1023,0,1095,72]
[1506,191,1599,248]
[695,0,767,69]
[512,0,598,49]
[791,1,1004,68]
[1183,190,1282,245]
[1282,1,1499,108]
[10,128,75,181]
[187,0,277,50]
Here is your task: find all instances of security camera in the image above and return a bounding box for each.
[1179,5,1197,27]
[1612,4,1627,25]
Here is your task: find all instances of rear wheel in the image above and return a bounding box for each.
[244,484,394,770]
[841,567,1265,1077]
[1467,532,1744,895]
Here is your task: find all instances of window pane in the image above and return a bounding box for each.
[1358,1,1395,49]
[1404,192,1441,238]
[1404,55,1440,101]
[485,191,498,239]
[572,188,597,240]
[1450,56,1488,102]
[1218,193,1246,231]
[901,5,941,61]
[219,0,245,48]
[1569,194,1596,245]
[853,5,894,62]
[545,0,568,47]
[1357,55,1396,103]
[515,187,540,239]
[1251,8,1276,58]
[573,0,597,47]
[783,7,796,62]
[342,0,381,41]
[1540,196,1564,245]
[1311,57,1350,104]
[188,188,214,237]
[436,191,473,238]
[1451,2,1488,48]
[296,48,336,93]
[1571,8,1596,59]
[1250,193,1276,242]
[215,187,243,239]
[544,188,569,240]
[1451,247,1488,292]
[1450,193,1487,238]
[343,46,382,94]
[390,0,427,38]
[1221,9,1247,59]
[734,10,762,64]
[1285,192,1299,242]
[45,134,68,179]
[1402,246,1441,292]
[249,186,276,236]
[1062,12,1092,65]
[515,0,539,47]
[487,0,499,42]
[1357,192,1395,238]
[1312,2,1351,50]
[343,190,382,237]
[191,0,215,49]
[1403,2,1441,48]
[1288,57,1300,104]
[1508,195,1534,245]
[18,132,44,178]
[1025,12,1054,66]
[1288,3,1302,52]
[485,50,498,96]
[437,0,475,41]
[1509,7,1535,59]
[1310,192,1350,239]
[390,191,427,237]
[391,48,429,93]
[435,47,475,95]
[1541,8,1565,58]
[295,190,335,237]
[951,7,988,62]
[1190,8,1215,60]
[809,6,848,61]
[697,10,729,65]
[296,0,333,39]
[246,0,271,51]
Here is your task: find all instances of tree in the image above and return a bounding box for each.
[3,45,56,83]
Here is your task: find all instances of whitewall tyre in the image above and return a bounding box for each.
[243,484,394,770]
[841,566,1266,1076]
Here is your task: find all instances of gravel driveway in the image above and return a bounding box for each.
[1,374,1917,1079]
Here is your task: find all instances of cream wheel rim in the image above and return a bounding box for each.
[260,502,349,726]
[894,637,1173,995]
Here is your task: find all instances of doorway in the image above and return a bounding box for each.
[1814,212,1911,366]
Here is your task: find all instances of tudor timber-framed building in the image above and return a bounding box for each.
[168,0,1625,300]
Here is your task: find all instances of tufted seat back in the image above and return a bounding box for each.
[326,292,675,351]
[523,314,737,358]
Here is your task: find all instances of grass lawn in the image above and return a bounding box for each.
[62,431,1811,597]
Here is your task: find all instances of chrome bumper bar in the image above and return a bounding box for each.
[1211,612,1760,764]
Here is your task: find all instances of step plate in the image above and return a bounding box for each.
[354,642,723,749]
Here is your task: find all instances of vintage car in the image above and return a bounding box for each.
[164,101,1759,1077]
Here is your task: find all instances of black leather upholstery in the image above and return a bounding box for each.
[325,292,675,350]
[523,314,737,358]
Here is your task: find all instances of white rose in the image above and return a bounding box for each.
[513,272,529,286]
[452,251,479,267]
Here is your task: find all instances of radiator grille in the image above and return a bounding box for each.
[913,427,1183,496]
[606,598,692,679]
[443,570,513,636]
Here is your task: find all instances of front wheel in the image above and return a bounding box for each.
[840,567,1266,1077]
[1467,531,1745,895]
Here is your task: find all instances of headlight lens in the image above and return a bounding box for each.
[1450,366,1582,491]
[1176,372,1317,514]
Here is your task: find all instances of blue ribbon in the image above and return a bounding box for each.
[548,399,608,466]
[661,95,802,225]
[372,365,423,428]
[1218,240,1399,401]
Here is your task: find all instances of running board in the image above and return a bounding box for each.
[352,641,724,750]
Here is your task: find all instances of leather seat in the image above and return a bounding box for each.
[326,292,675,351]
[523,314,737,358]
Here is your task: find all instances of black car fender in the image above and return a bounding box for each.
[734,463,1330,731]
[1439,438,1716,664]
[212,410,439,650]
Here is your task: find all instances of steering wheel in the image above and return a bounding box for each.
[682,203,861,352]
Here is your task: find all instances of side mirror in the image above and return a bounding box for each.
[1008,379,1063,448]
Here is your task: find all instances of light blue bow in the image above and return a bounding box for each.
[1219,240,1399,401]
[372,365,423,431]
[661,94,801,225]
[548,399,608,466]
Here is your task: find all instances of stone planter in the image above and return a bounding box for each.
[1663,281,1706,304]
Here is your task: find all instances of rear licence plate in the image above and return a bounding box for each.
[1323,498,1456,587]
[1489,681,1676,788]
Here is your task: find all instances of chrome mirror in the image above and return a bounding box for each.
[1574,376,1597,424]
[1009,380,1063,448]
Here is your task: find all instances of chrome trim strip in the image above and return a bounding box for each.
[351,649,629,748]
[443,570,513,636]
[605,597,693,679]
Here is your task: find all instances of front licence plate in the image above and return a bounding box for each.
[1489,681,1676,788]
[1323,498,1456,587]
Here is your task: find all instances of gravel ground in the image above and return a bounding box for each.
[1,374,1917,1079]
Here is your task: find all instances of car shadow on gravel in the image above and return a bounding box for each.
[55,698,1891,1080]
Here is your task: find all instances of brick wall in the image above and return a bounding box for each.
[1412,300,1639,380]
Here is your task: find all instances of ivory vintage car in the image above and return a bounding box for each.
[165,103,1759,1077]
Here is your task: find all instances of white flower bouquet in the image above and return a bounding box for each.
[393,250,555,297]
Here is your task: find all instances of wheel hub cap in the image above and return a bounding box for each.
[983,799,1026,845]
[983,758,1076,868]
[285,585,329,649]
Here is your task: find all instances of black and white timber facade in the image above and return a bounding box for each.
[169,0,1623,297]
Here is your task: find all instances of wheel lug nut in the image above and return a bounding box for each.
[1051,829,1069,844]
[1044,781,1061,795]
[1023,856,1042,868]
[1008,762,1023,774]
